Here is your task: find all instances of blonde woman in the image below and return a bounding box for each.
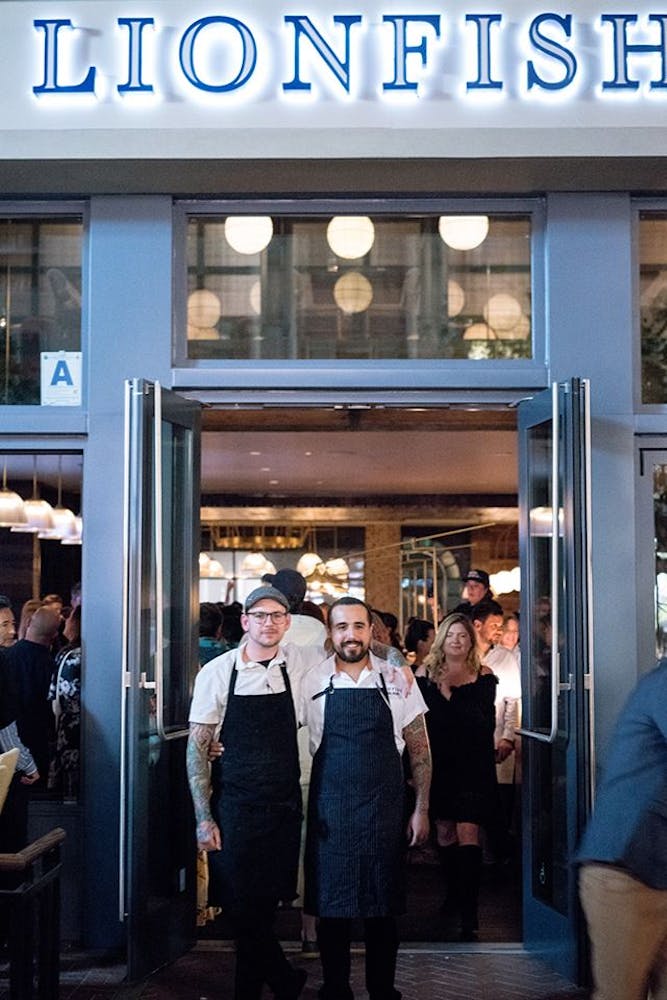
[419,613,498,941]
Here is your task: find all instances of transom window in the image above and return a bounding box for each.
[184,213,532,362]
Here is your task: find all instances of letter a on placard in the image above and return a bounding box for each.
[50,360,74,386]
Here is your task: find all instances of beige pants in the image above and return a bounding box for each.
[579,863,667,1000]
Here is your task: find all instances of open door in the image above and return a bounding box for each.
[518,379,594,983]
[121,379,201,980]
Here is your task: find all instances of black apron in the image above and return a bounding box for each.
[208,658,302,913]
[305,672,406,918]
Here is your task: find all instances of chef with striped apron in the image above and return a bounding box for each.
[301,597,430,1000]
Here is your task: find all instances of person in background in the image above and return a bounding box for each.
[378,610,403,652]
[471,601,521,865]
[48,605,81,798]
[453,568,495,617]
[404,618,436,676]
[2,606,60,787]
[500,612,520,659]
[420,612,498,941]
[219,602,243,649]
[371,611,408,669]
[577,657,667,1000]
[17,599,41,641]
[0,602,16,649]
[198,602,227,666]
[268,568,327,958]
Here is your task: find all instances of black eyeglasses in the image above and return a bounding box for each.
[246,611,288,623]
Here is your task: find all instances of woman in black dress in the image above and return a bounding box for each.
[419,612,498,940]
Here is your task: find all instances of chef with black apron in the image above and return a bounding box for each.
[188,584,320,1000]
[301,596,431,1000]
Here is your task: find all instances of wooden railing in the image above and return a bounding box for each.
[0,828,66,1000]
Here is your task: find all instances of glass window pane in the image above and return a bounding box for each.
[653,463,667,656]
[0,218,83,405]
[639,212,667,403]
[185,213,532,361]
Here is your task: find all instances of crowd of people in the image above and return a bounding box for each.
[0,586,82,816]
[189,566,522,1000]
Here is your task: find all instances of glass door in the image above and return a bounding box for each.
[121,379,201,980]
[518,379,593,983]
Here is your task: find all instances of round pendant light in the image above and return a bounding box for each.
[447,279,465,317]
[0,487,26,527]
[11,498,55,533]
[438,215,489,251]
[224,216,273,255]
[326,216,375,260]
[187,289,222,329]
[483,292,522,333]
[333,272,373,314]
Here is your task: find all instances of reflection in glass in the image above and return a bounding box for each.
[526,414,568,914]
[653,464,667,656]
[185,213,532,361]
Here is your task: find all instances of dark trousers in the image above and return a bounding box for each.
[229,898,299,1000]
[317,916,401,1000]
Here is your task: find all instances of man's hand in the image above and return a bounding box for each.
[495,738,515,763]
[208,741,224,762]
[197,819,222,852]
[406,809,430,847]
[20,770,40,786]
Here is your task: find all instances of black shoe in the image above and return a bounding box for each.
[301,937,319,957]
[278,968,308,999]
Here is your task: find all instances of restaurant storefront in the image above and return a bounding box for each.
[0,0,665,984]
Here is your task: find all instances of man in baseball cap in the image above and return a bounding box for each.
[188,580,321,999]
[453,568,493,617]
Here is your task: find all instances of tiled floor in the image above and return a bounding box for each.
[4,942,590,1000]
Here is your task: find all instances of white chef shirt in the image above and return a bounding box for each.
[189,641,326,735]
[299,652,427,757]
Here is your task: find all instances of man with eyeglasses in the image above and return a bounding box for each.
[187,584,320,1000]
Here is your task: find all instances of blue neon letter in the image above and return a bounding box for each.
[466,14,502,90]
[33,19,96,94]
[527,13,577,91]
[382,14,441,91]
[179,16,256,93]
[601,14,667,90]
[117,18,154,94]
[283,15,362,92]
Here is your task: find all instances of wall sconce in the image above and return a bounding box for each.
[224,216,273,255]
[438,215,489,251]
[327,216,375,259]
[333,272,373,314]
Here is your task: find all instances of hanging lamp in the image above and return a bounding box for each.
[10,456,52,533]
[38,456,76,539]
[0,459,26,527]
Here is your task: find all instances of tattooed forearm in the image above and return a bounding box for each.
[187,722,216,826]
[403,714,432,812]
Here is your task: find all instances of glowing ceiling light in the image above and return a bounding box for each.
[326,216,375,259]
[224,216,273,255]
[438,215,489,251]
